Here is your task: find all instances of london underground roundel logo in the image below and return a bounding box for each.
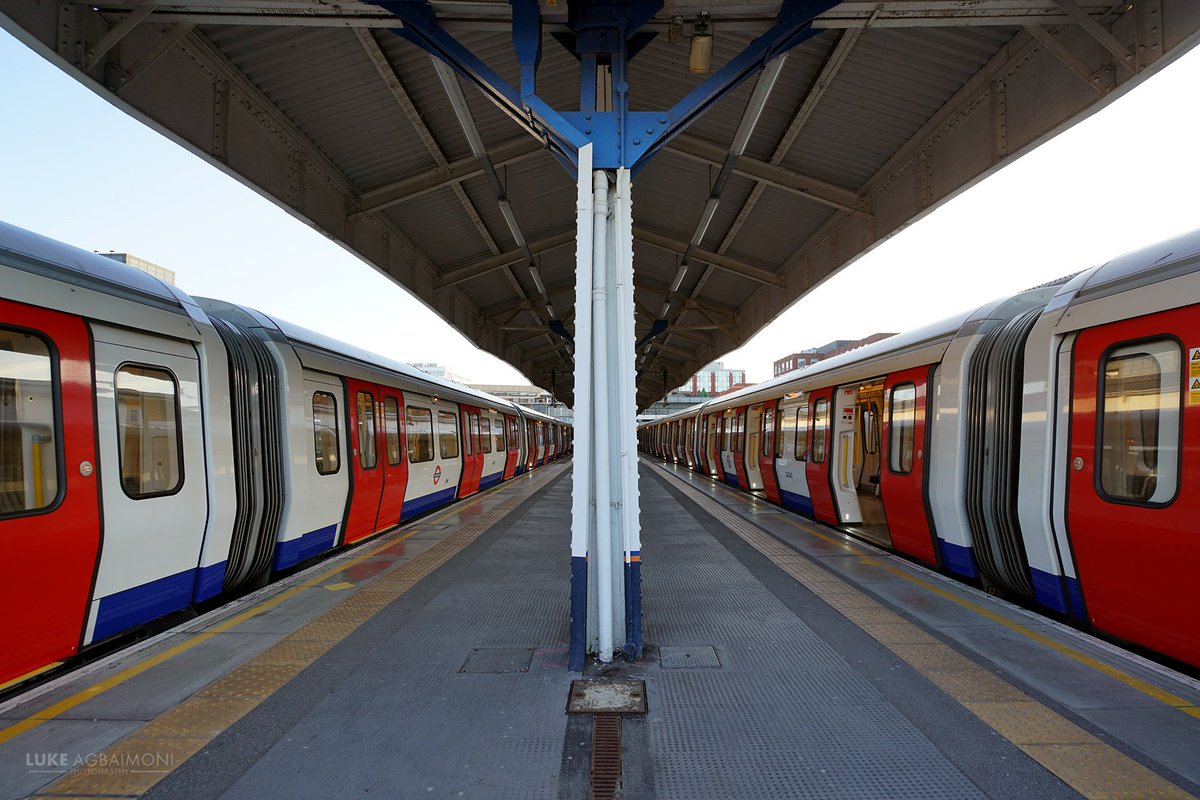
[433,465,442,485]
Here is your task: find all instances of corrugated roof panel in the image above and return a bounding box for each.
[722,186,834,268]
[204,26,438,189]
[741,31,840,163]
[633,155,714,243]
[697,175,756,253]
[502,156,576,242]
[782,26,1015,188]
[385,185,498,267]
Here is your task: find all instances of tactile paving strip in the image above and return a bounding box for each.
[652,462,1195,800]
[31,463,569,799]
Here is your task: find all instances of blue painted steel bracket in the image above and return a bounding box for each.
[368,0,837,172]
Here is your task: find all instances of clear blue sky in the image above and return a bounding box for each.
[2,26,1199,387]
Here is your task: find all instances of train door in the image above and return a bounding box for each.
[0,302,101,687]
[343,378,385,544]
[842,379,888,547]
[705,415,719,477]
[758,401,782,503]
[828,385,864,526]
[1066,309,1199,666]
[504,415,520,478]
[458,406,482,498]
[732,407,750,490]
[88,326,208,642]
[776,397,813,515]
[805,388,839,525]
[745,404,764,491]
[376,390,408,528]
[881,367,939,566]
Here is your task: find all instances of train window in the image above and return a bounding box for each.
[462,411,472,456]
[1098,340,1180,505]
[508,418,518,450]
[355,392,377,470]
[736,411,746,452]
[794,406,809,461]
[719,416,727,450]
[116,365,182,498]
[812,399,828,464]
[480,417,492,454]
[777,406,793,459]
[383,397,401,466]
[494,419,506,453]
[536,422,544,448]
[438,410,459,459]
[762,407,775,458]
[405,406,434,463]
[0,328,60,516]
[312,392,340,475]
[888,384,916,474]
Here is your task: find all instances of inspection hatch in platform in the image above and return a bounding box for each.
[459,647,534,673]
[659,645,721,669]
[567,680,647,715]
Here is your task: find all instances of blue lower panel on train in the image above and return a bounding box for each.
[479,472,503,490]
[938,539,979,579]
[193,560,228,602]
[1065,577,1086,618]
[273,523,339,571]
[1029,566,1071,614]
[400,487,458,521]
[722,471,739,486]
[93,569,195,641]
[779,489,814,516]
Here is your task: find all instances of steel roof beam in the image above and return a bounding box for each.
[357,26,512,289]
[665,134,860,213]
[350,137,544,218]
[436,228,575,288]
[634,227,785,288]
[1053,0,1136,72]
[92,2,1121,31]
[86,2,158,71]
[718,27,861,256]
[663,55,787,326]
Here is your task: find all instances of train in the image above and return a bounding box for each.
[640,229,1199,669]
[0,220,571,690]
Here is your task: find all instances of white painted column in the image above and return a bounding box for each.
[570,155,640,667]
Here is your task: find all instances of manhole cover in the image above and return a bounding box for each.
[567,680,647,715]
[459,647,534,673]
[659,645,721,669]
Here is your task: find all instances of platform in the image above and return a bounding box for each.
[2,459,1198,799]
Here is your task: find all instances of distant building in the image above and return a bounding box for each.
[676,361,746,396]
[773,333,897,377]
[470,384,572,422]
[98,252,176,285]
[412,362,473,385]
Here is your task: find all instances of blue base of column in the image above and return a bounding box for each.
[624,554,643,659]
[569,555,587,671]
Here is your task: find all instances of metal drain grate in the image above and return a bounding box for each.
[589,715,622,800]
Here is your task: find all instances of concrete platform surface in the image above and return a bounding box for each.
[0,457,1197,800]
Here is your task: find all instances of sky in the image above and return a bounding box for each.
[2,24,1199,390]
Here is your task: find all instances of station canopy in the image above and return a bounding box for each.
[3,1,1198,408]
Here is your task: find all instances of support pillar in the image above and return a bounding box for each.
[570,150,641,668]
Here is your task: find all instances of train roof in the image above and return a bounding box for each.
[0,220,185,313]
